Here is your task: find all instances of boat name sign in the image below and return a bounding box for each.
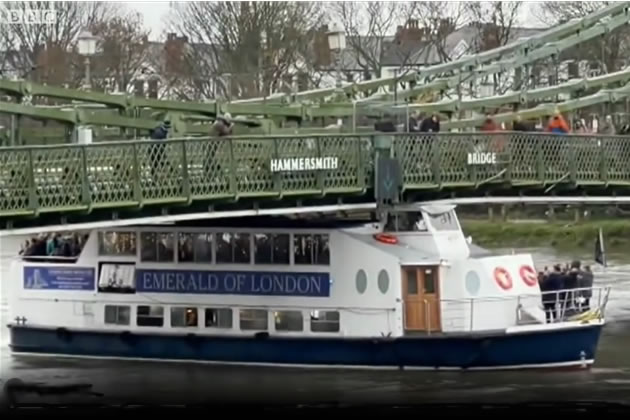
[270,157,339,172]
[135,269,331,297]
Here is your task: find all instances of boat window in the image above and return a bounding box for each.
[178,233,213,263]
[426,211,459,232]
[424,269,436,294]
[104,305,131,325]
[205,308,233,328]
[141,232,175,263]
[294,234,330,265]
[310,310,340,333]
[406,269,418,295]
[136,305,164,327]
[171,307,198,327]
[216,233,251,264]
[239,309,268,331]
[98,263,136,293]
[274,310,303,332]
[98,231,137,256]
[254,233,290,265]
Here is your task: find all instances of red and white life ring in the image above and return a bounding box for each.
[493,267,513,290]
[373,233,399,245]
[519,265,538,287]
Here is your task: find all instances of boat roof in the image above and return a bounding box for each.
[347,232,497,263]
[120,216,376,230]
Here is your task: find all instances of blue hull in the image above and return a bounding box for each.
[8,324,604,370]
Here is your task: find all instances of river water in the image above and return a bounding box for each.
[0,236,629,405]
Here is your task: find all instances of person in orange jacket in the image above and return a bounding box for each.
[546,111,570,134]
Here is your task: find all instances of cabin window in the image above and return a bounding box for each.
[178,233,213,263]
[274,310,303,332]
[424,269,436,293]
[239,309,268,331]
[426,211,459,232]
[171,307,198,327]
[310,310,340,332]
[205,308,233,328]
[216,233,251,264]
[294,234,330,265]
[104,305,131,325]
[254,233,290,265]
[141,232,175,262]
[98,231,137,256]
[406,269,418,294]
[136,305,164,327]
[98,263,136,293]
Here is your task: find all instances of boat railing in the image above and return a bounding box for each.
[403,286,611,333]
[20,255,79,264]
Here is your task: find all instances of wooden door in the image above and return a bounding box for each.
[402,266,441,333]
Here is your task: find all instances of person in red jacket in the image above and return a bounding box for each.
[480,114,500,132]
[546,111,570,134]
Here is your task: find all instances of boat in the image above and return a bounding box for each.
[6,204,611,370]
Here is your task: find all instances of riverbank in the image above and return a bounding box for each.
[460,219,630,250]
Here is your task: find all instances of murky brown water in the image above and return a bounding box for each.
[1,237,629,405]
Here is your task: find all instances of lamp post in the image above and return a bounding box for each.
[78,30,97,90]
[327,23,346,126]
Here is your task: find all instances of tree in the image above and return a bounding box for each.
[533,2,630,74]
[0,1,119,88]
[465,1,523,95]
[331,1,421,79]
[89,12,151,93]
[167,1,324,101]
[413,1,469,64]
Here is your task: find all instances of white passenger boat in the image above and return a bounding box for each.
[6,205,611,370]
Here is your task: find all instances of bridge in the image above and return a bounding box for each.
[1,131,630,231]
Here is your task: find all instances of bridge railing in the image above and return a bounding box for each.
[393,131,630,189]
[1,132,629,218]
[0,134,371,217]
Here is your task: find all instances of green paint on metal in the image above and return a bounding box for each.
[0,133,629,225]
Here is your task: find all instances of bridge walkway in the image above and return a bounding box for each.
[1,132,630,229]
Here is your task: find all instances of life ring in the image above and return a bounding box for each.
[519,265,538,287]
[374,233,399,245]
[493,267,513,290]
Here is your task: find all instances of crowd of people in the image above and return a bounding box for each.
[537,260,595,323]
[397,110,628,135]
[19,232,87,259]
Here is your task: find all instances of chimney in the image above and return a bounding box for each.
[167,32,176,41]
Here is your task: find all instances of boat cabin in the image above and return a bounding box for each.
[9,205,546,339]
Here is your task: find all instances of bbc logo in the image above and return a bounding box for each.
[1,8,57,24]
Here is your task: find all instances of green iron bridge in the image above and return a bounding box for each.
[1,131,630,231]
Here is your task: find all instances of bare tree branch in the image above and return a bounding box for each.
[167,1,324,100]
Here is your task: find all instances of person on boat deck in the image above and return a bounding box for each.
[578,265,594,310]
[46,233,60,256]
[540,265,563,323]
[546,111,570,134]
[419,113,440,132]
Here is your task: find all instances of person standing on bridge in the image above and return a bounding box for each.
[212,113,234,137]
[546,111,570,134]
[599,115,616,135]
[149,120,171,181]
[419,114,440,132]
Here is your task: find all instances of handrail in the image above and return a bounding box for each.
[403,286,611,332]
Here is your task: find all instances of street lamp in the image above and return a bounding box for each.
[327,23,346,126]
[327,23,346,91]
[78,30,97,90]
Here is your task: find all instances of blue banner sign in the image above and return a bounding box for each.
[135,269,330,297]
[23,266,95,291]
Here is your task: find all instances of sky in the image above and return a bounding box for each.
[125,1,546,42]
